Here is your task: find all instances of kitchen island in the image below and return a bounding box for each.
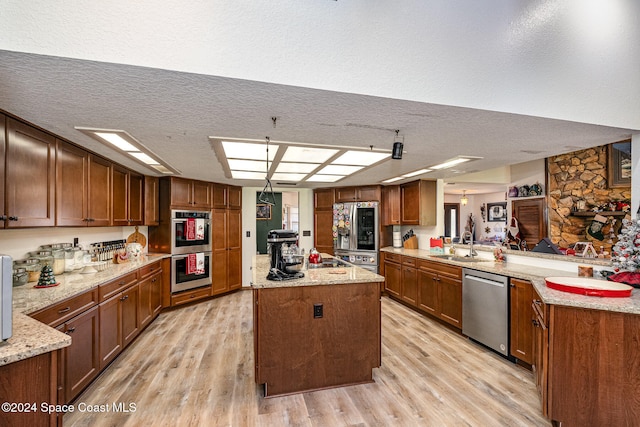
[251,254,384,397]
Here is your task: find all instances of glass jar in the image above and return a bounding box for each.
[64,248,75,272]
[15,258,42,282]
[49,244,68,275]
[29,250,54,272]
[72,247,85,270]
[12,266,28,286]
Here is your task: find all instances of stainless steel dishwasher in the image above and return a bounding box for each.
[462,268,509,356]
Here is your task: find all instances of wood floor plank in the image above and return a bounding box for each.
[64,290,551,427]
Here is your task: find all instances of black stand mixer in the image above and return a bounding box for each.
[266,229,305,281]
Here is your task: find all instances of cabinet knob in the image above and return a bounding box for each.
[120,295,129,301]
[0,215,5,221]
[532,319,540,327]
[151,278,157,283]
[533,299,542,306]
[8,216,18,221]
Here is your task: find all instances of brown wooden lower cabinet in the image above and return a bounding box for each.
[171,286,212,306]
[383,258,401,298]
[138,271,162,329]
[533,289,640,426]
[99,292,123,370]
[0,351,58,427]
[401,256,418,305]
[416,259,462,329]
[56,305,100,404]
[510,278,534,365]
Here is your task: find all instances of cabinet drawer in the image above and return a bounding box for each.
[139,260,162,279]
[99,271,138,302]
[401,256,416,267]
[31,288,98,328]
[171,286,211,306]
[384,252,402,264]
[418,259,462,279]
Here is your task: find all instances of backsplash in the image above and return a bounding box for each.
[0,226,149,262]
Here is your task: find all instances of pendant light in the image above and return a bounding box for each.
[460,190,468,206]
[392,130,403,160]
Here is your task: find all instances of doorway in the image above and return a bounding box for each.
[444,203,460,241]
[255,191,299,254]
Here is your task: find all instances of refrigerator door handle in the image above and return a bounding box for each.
[350,204,357,250]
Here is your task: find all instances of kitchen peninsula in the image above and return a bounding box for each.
[251,254,383,397]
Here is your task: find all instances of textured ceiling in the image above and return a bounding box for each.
[0,50,636,192]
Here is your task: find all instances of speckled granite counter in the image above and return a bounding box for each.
[381,247,640,315]
[2,253,170,367]
[251,254,384,288]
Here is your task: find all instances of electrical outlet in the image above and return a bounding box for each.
[313,303,323,318]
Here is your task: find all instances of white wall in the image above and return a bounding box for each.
[241,187,314,287]
[1,1,638,130]
[0,226,148,261]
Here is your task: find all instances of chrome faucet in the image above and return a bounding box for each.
[462,229,478,258]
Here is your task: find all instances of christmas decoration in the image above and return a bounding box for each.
[587,214,607,241]
[35,264,59,288]
[611,215,640,272]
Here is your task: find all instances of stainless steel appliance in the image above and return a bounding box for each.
[171,252,212,293]
[170,210,212,254]
[1,255,12,342]
[266,230,304,281]
[462,268,509,356]
[333,202,379,273]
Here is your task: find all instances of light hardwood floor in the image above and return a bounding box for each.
[65,289,551,426]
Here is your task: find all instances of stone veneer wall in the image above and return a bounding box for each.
[548,145,630,252]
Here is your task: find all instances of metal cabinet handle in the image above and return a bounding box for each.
[151,278,157,283]
[533,299,542,306]
[532,319,540,327]
[0,215,6,221]
[8,216,18,221]
[120,295,129,301]
[66,326,76,334]
[58,307,71,314]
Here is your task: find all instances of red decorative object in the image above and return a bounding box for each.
[545,276,633,297]
[607,271,640,288]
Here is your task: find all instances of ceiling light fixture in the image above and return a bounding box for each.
[431,156,480,170]
[75,127,180,175]
[392,130,403,160]
[460,190,469,206]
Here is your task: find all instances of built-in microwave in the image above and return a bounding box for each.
[171,210,212,255]
[171,252,212,293]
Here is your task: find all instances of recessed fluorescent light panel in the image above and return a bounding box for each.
[75,127,179,175]
[210,137,392,184]
[402,169,432,178]
[380,157,481,183]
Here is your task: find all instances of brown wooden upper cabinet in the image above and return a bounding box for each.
[335,185,381,202]
[3,117,56,228]
[169,176,211,209]
[313,188,336,255]
[112,165,144,226]
[212,183,242,209]
[381,185,401,226]
[56,141,113,226]
[400,180,436,226]
[314,188,335,210]
[144,176,159,226]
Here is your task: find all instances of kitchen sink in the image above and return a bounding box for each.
[429,255,490,263]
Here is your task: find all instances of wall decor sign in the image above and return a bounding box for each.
[608,140,631,188]
[487,202,507,222]
[256,204,272,220]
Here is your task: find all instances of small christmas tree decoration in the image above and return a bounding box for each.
[611,213,640,272]
[35,264,59,288]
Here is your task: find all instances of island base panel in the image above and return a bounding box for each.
[254,282,381,397]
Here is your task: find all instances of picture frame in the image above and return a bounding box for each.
[608,140,631,188]
[256,204,272,220]
[487,202,507,222]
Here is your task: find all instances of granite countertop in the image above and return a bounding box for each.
[251,254,384,289]
[381,247,640,315]
[2,253,170,368]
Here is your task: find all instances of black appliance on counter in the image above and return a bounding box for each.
[266,230,304,281]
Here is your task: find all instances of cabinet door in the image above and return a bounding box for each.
[121,283,140,347]
[56,141,88,226]
[227,185,242,209]
[88,155,112,226]
[150,270,163,317]
[401,265,418,306]
[335,187,357,202]
[112,164,129,226]
[438,276,462,328]
[144,176,159,226]
[211,208,229,295]
[99,293,122,370]
[384,261,401,298]
[314,209,334,255]
[212,183,227,209]
[314,188,335,210]
[227,208,242,290]
[356,185,380,202]
[138,275,153,329]
[58,305,99,403]
[510,278,534,364]
[128,172,144,224]
[191,180,211,209]
[5,118,56,227]
[0,114,5,225]
[382,185,401,226]
[170,177,192,207]
[417,269,438,315]
[400,181,420,225]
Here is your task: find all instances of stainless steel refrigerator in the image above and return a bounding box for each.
[332,202,379,272]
